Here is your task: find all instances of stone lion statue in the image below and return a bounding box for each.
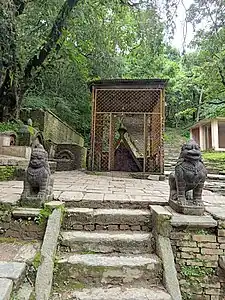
[169,140,207,210]
[20,144,53,207]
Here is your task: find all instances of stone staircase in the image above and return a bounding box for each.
[164,146,180,174]
[52,198,172,299]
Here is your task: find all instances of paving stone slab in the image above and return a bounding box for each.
[0,278,13,300]
[58,191,84,202]
[60,231,153,254]
[0,261,26,283]
[0,242,40,263]
[51,286,172,300]
[205,206,225,220]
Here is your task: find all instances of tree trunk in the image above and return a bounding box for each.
[196,87,203,122]
[0,0,80,121]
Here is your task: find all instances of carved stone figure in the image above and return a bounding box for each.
[20,144,54,208]
[168,140,207,215]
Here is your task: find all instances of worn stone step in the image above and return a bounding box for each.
[0,278,13,300]
[59,194,167,209]
[55,253,162,287]
[63,208,151,231]
[51,286,172,300]
[60,231,154,254]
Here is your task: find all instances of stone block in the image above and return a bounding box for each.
[176,241,197,247]
[72,225,83,230]
[0,146,31,159]
[150,205,172,237]
[205,288,220,295]
[218,229,225,237]
[130,225,141,231]
[171,215,217,228]
[120,225,130,230]
[185,260,203,267]
[201,248,223,255]
[156,235,182,300]
[195,254,218,261]
[218,237,225,243]
[198,243,218,249]
[12,207,41,218]
[180,247,200,253]
[169,198,205,216]
[220,244,225,250]
[0,278,13,300]
[192,235,217,243]
[0,262,26,284]
[0,135,11,147]
[35,208,62,300]
[84,225,95,231]
[180,252,195,259]
[170,232,191,240]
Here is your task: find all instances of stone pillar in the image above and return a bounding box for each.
[199,126,205,150]
[190,129,193,140]
[211,119,219,150]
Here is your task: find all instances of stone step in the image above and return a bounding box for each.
[0,261,26,287]
[60,231,154,254]
[62,208,151,231]
[59,194,168,209]
[51,286,172,300]
[0,278,13,300]
[55,253,162,287]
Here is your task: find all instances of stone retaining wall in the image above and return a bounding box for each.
[0,212,46,240]
[21,109,84,147]
[171,227,225,300]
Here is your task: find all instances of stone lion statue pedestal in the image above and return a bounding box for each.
[20,144,54,208]
[168,140,207,216]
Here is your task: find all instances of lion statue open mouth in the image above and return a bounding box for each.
[169,140,207,214]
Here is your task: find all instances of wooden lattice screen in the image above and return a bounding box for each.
[90,79,167,174]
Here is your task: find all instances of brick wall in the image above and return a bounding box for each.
[171,225,225,300]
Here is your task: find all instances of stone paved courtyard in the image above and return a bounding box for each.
[0,171,225,210]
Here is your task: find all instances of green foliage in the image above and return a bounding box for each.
[34,206,52,225]
[32,251,43,270]
[2,0,225,137]
[181,264,215,278]
[0,166,16,181]
[203,151,225,161]
[0,121,21,133]
[180,264,215,300]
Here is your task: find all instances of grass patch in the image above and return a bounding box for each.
[0,166,16,181]
[203,151,225,161]
[164,127,189,145]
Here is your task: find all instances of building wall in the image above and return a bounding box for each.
[191,127,200,145]
[218,121,225,149]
